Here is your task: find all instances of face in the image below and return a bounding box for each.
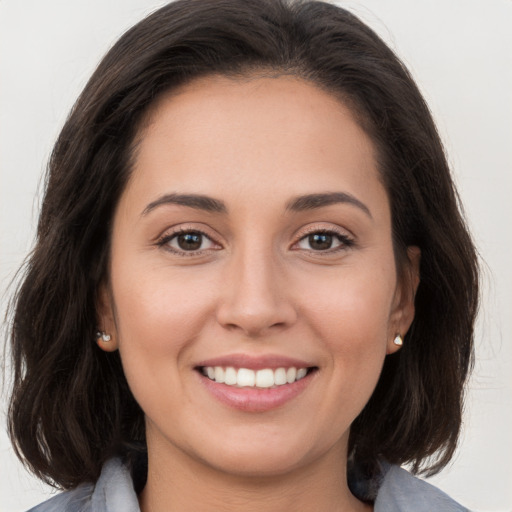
[99,75,418,477]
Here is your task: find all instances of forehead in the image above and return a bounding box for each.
[125,75,387,218]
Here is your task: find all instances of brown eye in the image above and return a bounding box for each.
[176,232,203,251]
[162,230,217,253]
[296,230,353,252]
[307,233,333,250]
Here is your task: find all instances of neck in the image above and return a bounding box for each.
[138,438,372,512]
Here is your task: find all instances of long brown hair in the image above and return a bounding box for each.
[8,0,478,489]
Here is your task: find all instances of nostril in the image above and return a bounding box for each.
[215,287,298,337]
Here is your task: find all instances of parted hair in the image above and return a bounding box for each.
[8,0,478,489]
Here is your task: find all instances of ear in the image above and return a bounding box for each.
[387,246,421,354]
[96,282,119,352]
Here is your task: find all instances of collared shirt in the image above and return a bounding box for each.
[27,458,470,512]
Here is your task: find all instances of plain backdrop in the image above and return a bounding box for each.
[1,1,511,511]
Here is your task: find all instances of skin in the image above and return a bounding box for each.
[98,75,419,512]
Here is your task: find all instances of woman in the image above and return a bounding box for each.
[7,0,479,510]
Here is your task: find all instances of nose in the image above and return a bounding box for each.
[216,245,297,337]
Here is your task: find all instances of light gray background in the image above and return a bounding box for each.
[1,1,511,510]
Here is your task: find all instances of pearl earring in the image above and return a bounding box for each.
[393,334,403,347]
[96,331,111,342]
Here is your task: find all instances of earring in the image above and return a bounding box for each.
[393,334,403,347]
[96,331,111,342]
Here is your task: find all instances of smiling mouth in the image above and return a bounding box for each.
[198,366,317,389]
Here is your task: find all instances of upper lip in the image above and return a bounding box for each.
[195,354,315,371]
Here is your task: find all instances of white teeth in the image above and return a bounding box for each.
[237,368,255,387]
[296,368,308,380]
[202,366,311,388]
[286,367,297,384]
[256,369,274,388]
[224,367,237,385]
[214,366,225,383]
[274,367,287,386]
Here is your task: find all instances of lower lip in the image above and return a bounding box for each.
[198,371,315,412]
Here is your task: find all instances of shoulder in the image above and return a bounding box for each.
[26,459,139,512]
[375,465,470,512]
[26,483,94,512]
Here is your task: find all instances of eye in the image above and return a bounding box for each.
[295,231,353,252]
[159,230,218,253]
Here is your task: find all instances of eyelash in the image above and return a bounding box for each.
[156,227,355,256]
[156,228,219,256]
[292,228,355,254]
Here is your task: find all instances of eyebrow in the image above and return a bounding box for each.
[141,191,371,218]
[142,193,227,216]
[286,192,372,218]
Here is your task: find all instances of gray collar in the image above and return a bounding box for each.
[29,457,470,512]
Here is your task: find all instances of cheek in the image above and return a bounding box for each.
[112,261,217,351]
[297,260,396,397]
[109,261,220,409]
[301,262,396,343]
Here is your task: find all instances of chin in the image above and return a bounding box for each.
[201,446,311,478]
[182,426,343,479]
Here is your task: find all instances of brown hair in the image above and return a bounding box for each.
[7,0,478,489]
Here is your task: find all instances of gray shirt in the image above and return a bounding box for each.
[27,458,470,511]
